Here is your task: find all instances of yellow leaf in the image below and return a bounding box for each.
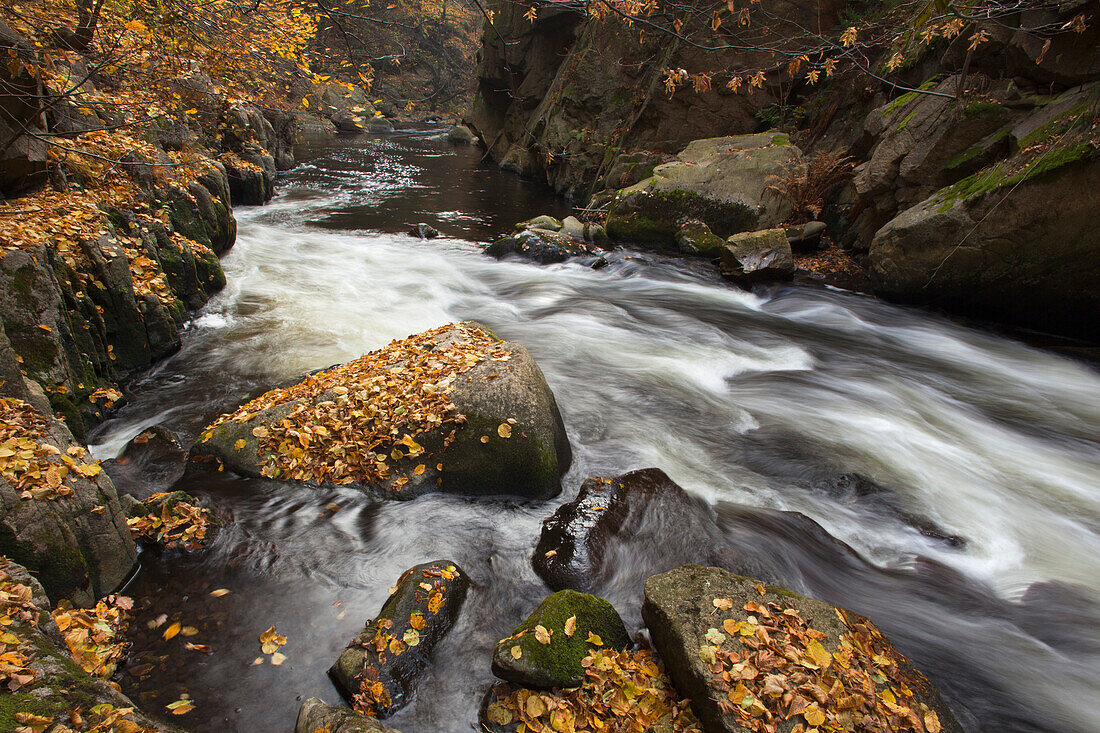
[233,439,246,450]
[167,698,194,715]
[510,645,522,660]
[586,632,603,646]
[564,615,576,637]
[209,588,231,597]
[37,324,51,332]
[270,651,287,665]
[534,624,552,644]
[804,704,826,727]
[163,622,181,640]
[807,640,832,669]
[479,435,489,443]
[414,464,426,475]
[497,423,512,438]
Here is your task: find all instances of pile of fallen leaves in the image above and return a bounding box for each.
[14,703,159,733]
[485,648,702,733]
[126,493,212,550]
[52,594,133,679]
[0,559,40,693]
[203,324,511,490]
[0,397,103,500]
[699,593,943,733]
[794,243,863,276]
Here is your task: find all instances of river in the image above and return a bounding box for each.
[89,128,1100,733]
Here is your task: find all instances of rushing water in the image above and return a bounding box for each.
[90,129,1100,733]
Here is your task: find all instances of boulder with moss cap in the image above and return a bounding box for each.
[491,590,632,690]
[643,565,963,733]
[192,321,571,500]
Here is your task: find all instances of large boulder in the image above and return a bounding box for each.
[491,590,632,689]
[719,228,795,284]
[0,397,137,605]
[533,468,733,592]
[194,322,571,500]
[603,133,801,247]
[295,698,403,733]
[330,560,468,716]
[0,558,180,732]
[643,565,963,733]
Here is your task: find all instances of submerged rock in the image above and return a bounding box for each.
[330,560,469,717]
[491,589,632,689]
[643,565,963,733]
[102,424,189,499]
[533,468,732,592]
[719,228,795,284]
[485,228,603,265]
[409,222,440,239]
[296,698,404,733]
[193,322,571,500]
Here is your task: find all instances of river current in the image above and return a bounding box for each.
[90,129,1100,733]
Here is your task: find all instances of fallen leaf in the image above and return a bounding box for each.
[209,589,231,597]
[534,624,552,644]
[510,645,522,660]
[270,652,287,666]
[166,698,194,715]
[586,632,603,646]
[233,439,246,450]
[544,549,557,558]
[497,423,512,438]
[713,598,734,610]
[163,622,181,640]
[564,615,577,637]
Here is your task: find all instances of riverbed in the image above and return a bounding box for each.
[91,128,1100,733]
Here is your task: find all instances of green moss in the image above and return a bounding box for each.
[11,263,37,300]
[964,100,1004,118]
[936,142,1094,211]
[947,126,1011,170]
[1016,103,1090,149]
[770,133,791,146]
[606,189,757,246]
[881,76,944,117]
[897,110,916,132]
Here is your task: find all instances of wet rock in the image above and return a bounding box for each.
[292,111,340,144]
[787,220,827,252]
[561,215,585,239]
[491,590,631,689]
[445,124,476,144]
[194,322,571,500]
[517,215,563,232]
[0,559,180,732]
[534,468,732,592]
[500,145,536,177]
[485,228,603,265]
[583,222,609,246]
[719,228,795,284]
[0,398,136,605]
[605,133,801,247]
[102,425,189,499]
[330,560,469,717]
[818,474,965,548]
[332,109,369,133]
[409,223,440,239]
[368,118,394,133]
[643,565,963,733]
[1014,580,1100,656]
[675,219,725,256]
[295,698,404,733]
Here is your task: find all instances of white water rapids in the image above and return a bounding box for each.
[91,131,1100,733]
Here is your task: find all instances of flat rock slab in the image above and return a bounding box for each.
[194,322,571,500]
[719,228,795,284]
[295,698,403,733]
[491,589,631,689]
[330,560,468,717]
[643,565,963,733]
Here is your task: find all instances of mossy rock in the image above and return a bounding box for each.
[330,560,468,717]
[718,228,794,284]
[606,188,757,247]
[675,219,725,256]
[491,590,631,689]
[295,698,404,733]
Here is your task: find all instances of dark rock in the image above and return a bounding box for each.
[534,468,731,592]
[1014,580,1100,656]
[194,322,572,501]
[675,219,725,256]
[330,560,469,717]
[486,228,603,265]
[0,559,181,732]
[490,590,631,689]
[368,118,395,133]
[445,124,476,144]
[102,425,189,499]
[590,256,609,270]
[0,22,48,197]
[719,228,795,284]
[786,220,827,252]
[0,400,137,606]
[409,223,440,239]
[643,565,963,733]
[295,698,404,733]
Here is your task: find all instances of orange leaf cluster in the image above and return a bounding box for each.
[485,649,701,733]
[52,594,134,679]
[204,324,510,491]
[126,493,212,550]
[0,559,41,692]
[701,598,943,733]
[15,702,160,733]
[0,397,103,500]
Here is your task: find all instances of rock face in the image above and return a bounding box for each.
[643,565,963,733]
[486,228,604,265]
[194,322,571,500]
[0,397,137,605]
[534,468,732,592]
[0,559,179,732]
[466,1,844,199]
[719,228,795,285]
[330,560,469,717]
[491,590,632,689]
[295,698,404,733]
[604,134,801,248]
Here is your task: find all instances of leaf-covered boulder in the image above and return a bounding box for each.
[295,698,403,733]
[485,228,604,265]
[0,396,137,606]
[642,565,963,733]
[534,468,734,593]
[330,560,469,717]
[491,590,632,690]
[0,558,180,732]
[193,322,571,500]
[718,228,795,285]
